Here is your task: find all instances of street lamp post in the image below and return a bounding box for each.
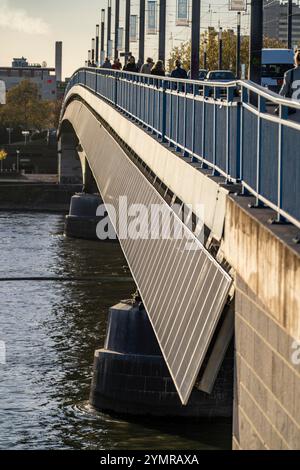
[16,150,20,174]
[288,0,293,49]
[125,0,131,64]
[218,27,223,70]
[22,131,30,146]
[139,0,145,65]
[159,0,167,63]
[107,1,112,59]
[204,39,207,70]
[91,38,95,65]
[114,0,120,60]
[236,12,241,79]
[95,25,100,65]
[249,0,263,84]
[101,9,105,65]
[6,128,13,145]
[191,0,201,80]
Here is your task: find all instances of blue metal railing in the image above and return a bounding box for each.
[63,67,300,228]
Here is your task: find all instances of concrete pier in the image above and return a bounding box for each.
[64,193,103,240]
[90,302,234,418]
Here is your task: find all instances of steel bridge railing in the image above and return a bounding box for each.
[63,67,300,229]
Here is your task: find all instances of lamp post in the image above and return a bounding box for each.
[95,24,100,65]
[101,9,105,65]
[114,0,120,60]
[159,0,167,63]
[91,38,95,65]
[249,0,263,84]
[107,0,112,59]
[203,39,207,70]
[6,127,13,145]
[22,131,30,146]
[191,0,201,80]
[218,27,223,70]
[125,0,131,64]
[139,0,145,65]
[236,12,241,79]
[288,0,293,49]
[16,149,20,173]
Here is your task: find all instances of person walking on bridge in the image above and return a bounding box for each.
[123,56,139,73]
[112,58,122,70]
[280,50,300,100]
[101,58,112,69]
[140,58,154,74]
[171,59,188,79]
[151,60,165,77]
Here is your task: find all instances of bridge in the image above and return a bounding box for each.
[59,69,300,449]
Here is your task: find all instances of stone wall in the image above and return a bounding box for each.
[223,196,300,450]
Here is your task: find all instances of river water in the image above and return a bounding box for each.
[0,212,231,450]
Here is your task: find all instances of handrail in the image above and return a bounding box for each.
[62,67,300,229]
[67,66,300,109]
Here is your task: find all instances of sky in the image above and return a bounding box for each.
[0,0,251,79]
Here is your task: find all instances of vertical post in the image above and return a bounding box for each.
[159,0,167,63]
[114,0,120,60]
[203,39,207,70]
[125,0,131,64]
[139,0,146,65]
[218,27,223,70]
[101,9,105,65]
[236,12,241,79]
[107,0,112,58]
[288,0,293,50]
[91,38,95,64]
[95,25,100,65]
[249,0,263,84]
[191,0,201,80]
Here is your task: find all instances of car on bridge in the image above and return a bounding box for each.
[187,69,208,80]
[205,70,237,98]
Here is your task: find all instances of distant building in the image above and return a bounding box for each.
[0,57,57,101]
[55,42,63,82]
[264,0,300,46]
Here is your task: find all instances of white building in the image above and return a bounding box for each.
[0,57,57,101]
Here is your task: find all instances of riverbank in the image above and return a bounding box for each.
[0,178,82,212]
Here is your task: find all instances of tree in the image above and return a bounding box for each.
[168,28,286,75]
[0,80,53,130]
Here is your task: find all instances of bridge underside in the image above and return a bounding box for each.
[60,97,233,405]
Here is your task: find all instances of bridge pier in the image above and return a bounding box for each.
[58,131,82,185]
[64,192,104,240]
[90,301,234,419]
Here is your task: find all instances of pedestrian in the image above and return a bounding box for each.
[123,56,139,73]
[280,49,300,100]
[151,60,165,77]
[112,58,122,70]
[171,59,188,79]
[101,58,112,69]
[140,57,154,74]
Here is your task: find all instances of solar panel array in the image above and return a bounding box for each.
[63,102,233,405]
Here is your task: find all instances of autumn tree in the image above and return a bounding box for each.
[0,80,53,130]
[168,28,286,75]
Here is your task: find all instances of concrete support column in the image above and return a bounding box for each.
[90,302,234,418]
[58,132,83,185]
